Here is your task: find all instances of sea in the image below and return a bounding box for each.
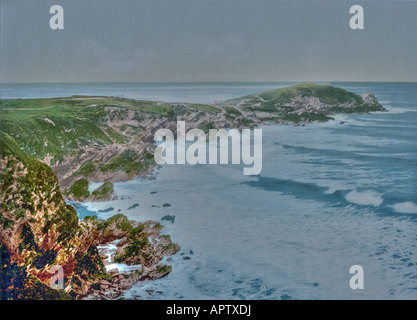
[2,82,417,300]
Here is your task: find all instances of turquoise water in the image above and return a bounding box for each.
[4,82,417,299]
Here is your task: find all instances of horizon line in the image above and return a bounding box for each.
[2,80,417,85]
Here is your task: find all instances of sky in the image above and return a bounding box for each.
[1,0,417,83]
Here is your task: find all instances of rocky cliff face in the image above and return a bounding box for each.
[0,134,179,299]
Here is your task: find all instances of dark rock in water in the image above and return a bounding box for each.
[189,250,193,255]
[127,203,139,210]
[183,256,191,260]
[150,191,157,194]
[151,205,160,208]
[161,215,175,224]
[313,282,319,287]
[98,207,114,213]
[118,209,121,212]
[162,203,171,208]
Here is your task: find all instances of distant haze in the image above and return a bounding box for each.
[1,0,417,83]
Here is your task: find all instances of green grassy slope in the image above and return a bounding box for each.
[0,96,219,164]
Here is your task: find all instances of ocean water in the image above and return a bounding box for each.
[3,82,417,299]
[0,82,296,104]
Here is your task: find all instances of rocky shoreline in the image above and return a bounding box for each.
[76,216,180,300]
[0,151,179,300]
[0,83,386,299]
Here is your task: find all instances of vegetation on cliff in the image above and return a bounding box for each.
[222,83,385,124]
[0,133,179,299]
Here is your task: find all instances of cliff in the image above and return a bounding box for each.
[221,83,385,124]
[0,133,179,299]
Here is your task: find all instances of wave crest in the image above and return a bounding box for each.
[389,202,417,214]
[345,190,383,207]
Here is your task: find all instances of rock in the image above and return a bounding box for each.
[161,215,175,223]
[127,203,140,210]
[360,92,378,104]
[162,203,171,208]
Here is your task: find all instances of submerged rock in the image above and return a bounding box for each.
[161,215,175,224]
[127,203,140,210]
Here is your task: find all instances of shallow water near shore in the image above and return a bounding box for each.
[7,82,416,299]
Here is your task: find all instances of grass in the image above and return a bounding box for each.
[91,182,113,200]
[223,106,242,116]
[197,121,217,133]
[187,103,221,114]
[100,150,155,177]
[72,160,97,176]
[114,237,149,263]
[220,83,385,124]
[224,83,384,111]
[0,96,219,163]
[100,150,142,174]
[0,98,114,161]
[254,83,364,105]
[66,179,90,200]
[96,214,132,232]
[156,264,172,274]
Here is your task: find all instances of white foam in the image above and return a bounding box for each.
[384,106,417,114]
[105,263,142,273]
[389,202,417,214]
[345,190,383,207]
